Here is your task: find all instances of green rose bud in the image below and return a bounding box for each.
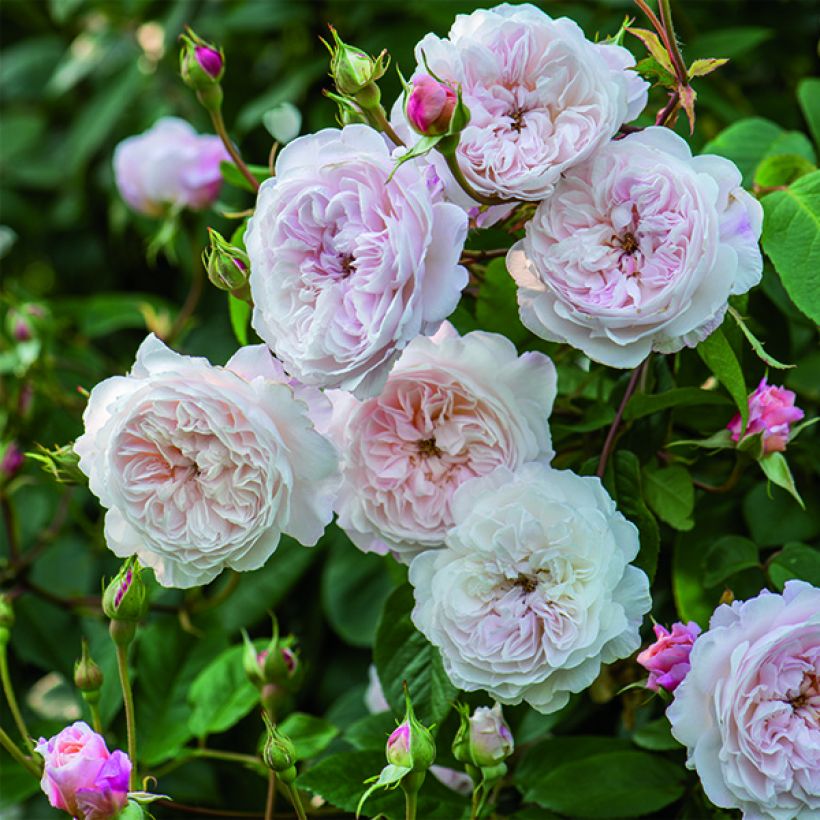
[74,638,104,704]
[203,228,250,295]
[386,685,435,773]
[102,559,148,626]
[261,712,297,785]
[322,26,389,110]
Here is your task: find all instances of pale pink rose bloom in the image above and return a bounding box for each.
[74,335,339,588]
[727,377,805,454]
[113,117,229,216]
[410,462,651,714]
[328,322,556,562]
[395,3,647,208]
[667,581,820,820]
[508,127,763,367]
[637,621,701,692]
[35,721,130,820]
[246,124,469,398]
[468,703,514,766]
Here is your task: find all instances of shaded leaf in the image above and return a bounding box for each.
[697,326,748,431]
[701,536,759,587]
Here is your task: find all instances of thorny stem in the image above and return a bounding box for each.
[658,0,689,86]
[366,105,406,147]
[655,90,681,127]
[0,724,40,778]
[0,644,33,754]
[460,248,509,262]
[114,640,138,790]
[210,108,260,192]
[596,363,646,478]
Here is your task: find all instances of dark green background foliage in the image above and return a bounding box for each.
[1,0,819,817]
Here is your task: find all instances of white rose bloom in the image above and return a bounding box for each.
[507,127,763,368]
[328,322,556,563]
[409,462,651,713]
[74,335,339,588]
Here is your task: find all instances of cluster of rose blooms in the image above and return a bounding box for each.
[31,4,813,820]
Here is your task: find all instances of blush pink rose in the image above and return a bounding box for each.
[406,74,458,135]
[246,124,469,398]
[328,322,556,562]
[637,621,701,692]
[508,127,763,367]
[397,3,648,206]
[727,377,805,454]
[74,335,339,588]
[667,581,820,820]
[113,117,229,216]
[35,722,130,820]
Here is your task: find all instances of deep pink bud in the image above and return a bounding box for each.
[1,443,24,478]
[195,45,223,79]
[637,621,701,692]
[727,377,805,454]
[406,74,457,136]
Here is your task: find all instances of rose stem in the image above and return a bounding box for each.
[365,105,406,147]
[286,785,308,820]
[114,639,139,790]
[442,151,509,208]
[0,644,34,754]
[264,703,276,820]
[88,700,104,735]
[596,362,646,478]
[210,107,260,192]
[165,223,205,346]
[0,724,40,777]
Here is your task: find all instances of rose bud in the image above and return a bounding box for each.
[1,442,24,481]
[103,560,148,645]
[35,722,131,820]
[468,703,514,768]
[242,619,302,715]
[406,74,457,136]
[385,687,435,772]
[261,712,297,785]
[637,621,701,693]
[74,639,104,701]
[203,228,250,295]
[727,377,805,455]
[323,26,388,109]
[179,27,224,111]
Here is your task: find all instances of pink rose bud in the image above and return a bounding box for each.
[35,721,131,819]
[195,45,223,79]
[406,74,457,136]
[468,703,514,767]
[727,377,805,454]
[1,442,24,479]
[637,621,701,692]
[386,723,412,768]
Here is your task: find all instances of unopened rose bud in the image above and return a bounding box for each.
[204,228,250,294]
[74,639,104,703]
[323,26,389,110]
[261,712,297,784]
[406,75,457,136]
[637,621,701,693]
[0,594,14,646]
[386,686,435,772]
[241,618,302,715]
[386,723,412,768]
[103,560,148,633]
[1,442,24,480]
[179,27,224,112]
[727,377,805,455]
[195,45,223,79]
[468,703,513,768]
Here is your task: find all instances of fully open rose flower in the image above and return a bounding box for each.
[727,377,805,454]
[74,335,339,588]
[113,117,229,216]
[328,323,556,561]
[410,462,651,713]
[637,621,701,692]
[667,581,820,820]
[35,722,130,820]
[397,3,647,206]
[508,127,763,367]
[246,124,469,398]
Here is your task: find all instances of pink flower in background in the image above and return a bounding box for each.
[668,581,820,820]
[113,117,229,216]
[406,74,457,135]
[74,336,339,588]
[246,125,469,398]
[727,377,805,453]
[328,323,556,562]
[508,127,763,367]
[398,3,648,205]
[637,621,701,692]
[35,721,130,820]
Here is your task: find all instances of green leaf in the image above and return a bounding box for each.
[697,326,748,431]
[606,452,660,580]
[687,58,728,79]
[188,643,259,738]
[726,306,794,369]
[627,28,674,75]
[632,718,682,752]
[759,452,804,508]
[219,160,270,193]
[321,530,396,647]
[623,387,730,421]
[228,294,251,346]
[373,585,457,726]
[668,429,734,450]
[0,753,41,809]
[754,154,816,189]
[701,536,760,587]
[702,117,816,187]
[279,712,339,761]
[798,77,820,148]
[761,171,820,323]
[641,464,694,531]
[768,542,820,590]
[515,736,631,787]
[54,293,174,338]
[743,483,820,547]
[344,712,397,751]
[475,258,528,343]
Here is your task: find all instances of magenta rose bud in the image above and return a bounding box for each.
[727,377,805,454]
[386,723,413,768]
[195,45,223,79]
[35,722,130,819]
[637,621,701,692]
[406,74,457,136]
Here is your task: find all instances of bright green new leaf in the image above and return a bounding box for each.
[697,326,748,431]
[727,306,794,369]
[759,451,804,508]
[754,153,816,189]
